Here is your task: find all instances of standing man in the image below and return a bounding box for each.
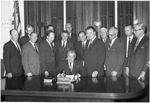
[56,23,77,46]
[120,25,135,76]
[99,27,108,43]
[3,29,22,78]
[40,31,56,77]
[105,27,124,77]
[75,31,87,65]
[84,26,106,77]
[22,32,41,76]
[126,23,149,80]
[55,30,73,67]
[19,24,34,47]
[20,24,42,47]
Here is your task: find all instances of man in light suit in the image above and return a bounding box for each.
[84,26,106,77]
[22,32,41,76]
[40,31,56,77]
[55,30,73,67]
[126,23,149,80]
[57,50,87,77]
[120,25,135,77]
[105,27,124,77]
[75,31,87,65]
[3,29,23,78]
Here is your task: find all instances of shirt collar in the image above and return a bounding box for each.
[138,34,144,42]
[127,34,134,40]
[111,37,117,44]
[90,36,96,43]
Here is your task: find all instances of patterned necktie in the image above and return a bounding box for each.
[34,44,38,54]
[16,42,20,54]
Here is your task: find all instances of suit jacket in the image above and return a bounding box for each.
[55,40,73,67]
[56,33,77,46]
[75,41,87,61]
[105,38,124,76]
[57,60,87,77]
[127,35,149,78]
[39,40,56,76]
[120,35,135,76]
[3,40,23,76]
[22,41,41,75]
[84,37,106,76]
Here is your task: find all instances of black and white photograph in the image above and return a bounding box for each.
[1,0,149,102]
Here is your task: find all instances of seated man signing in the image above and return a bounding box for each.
[56,50,87,78]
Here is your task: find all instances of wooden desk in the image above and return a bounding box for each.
[1,76,148,102]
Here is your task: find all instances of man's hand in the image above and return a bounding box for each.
[27,73,33,77]
[92,71,98,77]
[6,73,12,78]
[138,71,145,81]
[111,71,117,77]
[125,67,129,76]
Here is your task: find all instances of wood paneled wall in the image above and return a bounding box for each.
[67,1,115,35]
[24,1,63,37]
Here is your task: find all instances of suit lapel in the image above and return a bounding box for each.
[88,37,98,49]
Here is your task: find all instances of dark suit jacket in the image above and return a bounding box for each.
[84,37,106,76]
[75,41,87,61]
[22,41,41,75]
[105,38,125,76]
[55,41,73,67]
[56,33,77,46]
[120,35,135,76]
[3,40,23,76]
[56,60,87,77]
[39,40,56,76]
[127,35,149,78]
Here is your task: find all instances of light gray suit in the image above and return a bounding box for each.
[22,41,41,75]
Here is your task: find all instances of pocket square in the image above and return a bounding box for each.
[140,46,144,49]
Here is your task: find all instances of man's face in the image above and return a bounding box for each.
[26,27,34,35]
[11,30,19,42]
[134,25,143,38]
[108,29,117,40]
[61,33,68,41]
[100,29,107,39]
[79,32,86,42]
[47,32,55,43]
[30,33,38,43]
[66,24,72,33]
[86,29,95,40]
[67,52,76,63]
[125,27,133,37]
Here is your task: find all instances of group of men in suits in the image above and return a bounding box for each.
[3,23,149,81]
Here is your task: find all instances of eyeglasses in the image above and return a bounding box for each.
[134,28,142,32]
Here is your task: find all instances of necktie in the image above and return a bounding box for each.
[34,44,38,54]
[69,62,73,72]
[88,41,92,48]
[16,42,20,54]
[127,38,131,57]
[82,42,84,49]
[134,39,139,51]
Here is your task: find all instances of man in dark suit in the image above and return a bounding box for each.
[3,29,23,78]
[126,23,149,80]
[105,27,124,77]
[84,26,106,77]
[75,31,87,66]
[40,31,56,77]
[55,30,73,67]
[57,50,87,77]
[99,27,108,43]
[19,24,42,48]
[22,32,41,76]
[56,23,77,46]
[120,25,135,77]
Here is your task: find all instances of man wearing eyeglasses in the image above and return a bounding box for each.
[105,27,124,77]
[125,23,149,81]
